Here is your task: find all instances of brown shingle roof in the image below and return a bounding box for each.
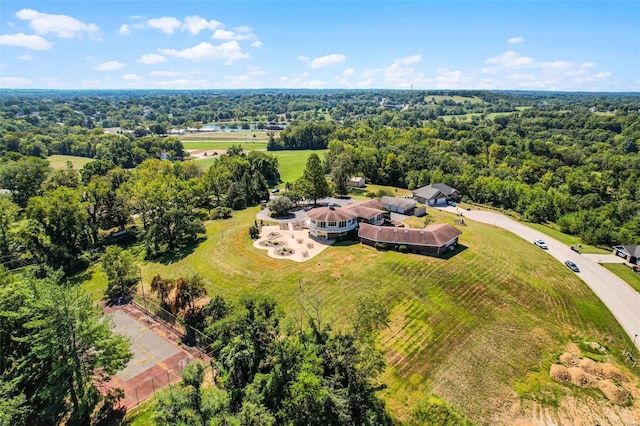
[346,204,385,220]
[353,199,385,210]
[358,223,461,247]
[306,206,357,222]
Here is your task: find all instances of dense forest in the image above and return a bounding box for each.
[0,89,639,424]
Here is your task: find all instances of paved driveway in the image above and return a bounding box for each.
[437,206,640,350]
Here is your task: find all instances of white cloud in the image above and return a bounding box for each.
[18,54,33,60]
[298,56,309,62]
[309,53,346,69]
[119,24,130,35]
[0,33,52,50]
[383,56,425,88]
[342,68,355,76]
[538,60,573,70]
[395,54,421,65]
[212,29,252,41]
[481,67,497,74]
[224,73,263,88]
[508,36,524,44]
[150,69,205,77]
[251,40,263,48]
[361,68,379,78]
[247,66,266,76]
[485,51,535,69]
[150,70,183,77]
[93,61,125,71]
[147,17,182,34]
[122,73,143,81]
[0,77,33,87]
[138,53,167,64]
[15,8,99,39]
[159,41,250,63]
[149,79,210,88]
[85,55,96,61]
[435,68,470,88]
[308,80,326,88]
[594,71,611,78]
[182,15,222,34]
[581,62,596,68]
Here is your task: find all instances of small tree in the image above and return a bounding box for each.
[249,225,260,240]
[101,246,140,300]
[267,196,294,217]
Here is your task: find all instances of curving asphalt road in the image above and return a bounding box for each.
[438,206,640,351]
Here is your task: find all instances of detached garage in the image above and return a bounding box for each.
[380,196,417,214]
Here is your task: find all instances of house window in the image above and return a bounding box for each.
[318,221,326,228]
[328,221,337,227]
[339,221,346,228]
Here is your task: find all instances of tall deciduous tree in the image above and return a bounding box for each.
[0,157,50,207]
[26,186,89,271]
[0,270,132,425]
[296,153,332,204]
[101,246,140,300]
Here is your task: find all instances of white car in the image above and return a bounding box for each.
[534,239,548,249]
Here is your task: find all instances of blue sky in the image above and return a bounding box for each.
[1,1,638,91]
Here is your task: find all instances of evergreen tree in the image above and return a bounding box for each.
[296,153,332,204]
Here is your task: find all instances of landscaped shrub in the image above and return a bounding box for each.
[211,206,233,220]
[249,225,260,239]
[375,242,386,250]
[399,245,408,253]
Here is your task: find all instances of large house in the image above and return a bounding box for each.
[305,202,386,239]
[613,245,640,265]
[413,183,460,206]
[358,223,462,255]
[345,203,385,225]
[305,206,358,239]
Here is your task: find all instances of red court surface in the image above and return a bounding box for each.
[103,303,203,409]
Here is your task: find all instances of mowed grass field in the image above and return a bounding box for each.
[425,95,484,104]
[47,154,93,169]
[178,130,273,143]
[102,206,639,423]
[194,149,327,185]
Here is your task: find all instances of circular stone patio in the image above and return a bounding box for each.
[253,224,334,262]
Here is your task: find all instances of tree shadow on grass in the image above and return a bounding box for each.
[152,236,206,265]
[65,269,95,286]
[439,243,468,260]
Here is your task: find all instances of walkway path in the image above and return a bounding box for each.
[437,206,640,350]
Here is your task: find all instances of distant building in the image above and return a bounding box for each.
[413,183,460,206]
[347,177,366,188]
[613,245,640,265]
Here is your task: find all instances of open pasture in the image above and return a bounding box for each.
[47,154,93,169]
[129,206,637,423]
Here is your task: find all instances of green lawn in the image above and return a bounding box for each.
[603,263,640,293]
[425,95,484,104]
[183,141,268,150]
[440,111,518,122]
[193,149,325,184]
[47,154,93,169]
[79,205,639,423]
[178,130,272,142]
[526,223,609,254]
[348,184,413,199]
